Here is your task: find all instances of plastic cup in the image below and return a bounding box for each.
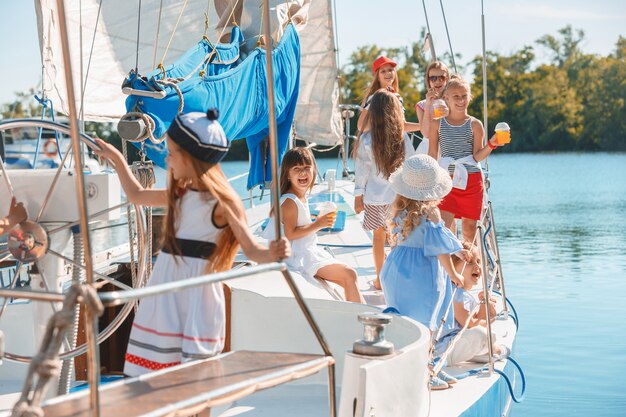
[317,201,338,227]
[495,122,511,144]
[432,99,449,120]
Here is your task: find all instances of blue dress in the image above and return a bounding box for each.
[381,211,462,334]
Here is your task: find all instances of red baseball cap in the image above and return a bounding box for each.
[372,56,397,74]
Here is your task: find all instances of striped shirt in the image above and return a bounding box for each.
[439,117,481,174]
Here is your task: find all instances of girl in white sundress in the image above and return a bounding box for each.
[268,147,364,303]
[95,109,289,376]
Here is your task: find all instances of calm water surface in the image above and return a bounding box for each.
[99,153,626,415]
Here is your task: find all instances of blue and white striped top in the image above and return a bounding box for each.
[439,117,481,175]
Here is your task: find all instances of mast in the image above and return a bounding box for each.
[481,0,489,173]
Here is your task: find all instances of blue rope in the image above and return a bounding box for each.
[494,356,526,403]
[454,356,526,403]
[493,290,519,331]
[482,218,495,268]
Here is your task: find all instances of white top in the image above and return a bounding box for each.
[354,132,415,205]
[124,191,226,376]
[265,194,342,278]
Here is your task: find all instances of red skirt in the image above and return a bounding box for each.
[439,172,484,220]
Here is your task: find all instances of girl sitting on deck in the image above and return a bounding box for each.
[268,147,364,303]
[95,109,290,376]
[354,88,416,290]
[380,154,466,389]
[439,240,510,365]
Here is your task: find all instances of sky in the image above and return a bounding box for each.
[0,0,624,105]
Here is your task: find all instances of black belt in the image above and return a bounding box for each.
[162,238,216,259]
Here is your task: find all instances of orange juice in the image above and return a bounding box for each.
[432,99,448,120]
[494,122,511,144]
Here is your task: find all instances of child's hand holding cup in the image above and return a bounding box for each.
[494,122,511,145]
[432,99,449,120]
[317,201,338,229]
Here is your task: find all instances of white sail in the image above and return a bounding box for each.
[35,0,342,145]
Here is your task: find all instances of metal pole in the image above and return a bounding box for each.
[261,0,283,241]
[481,0,490,172]
[487,202,509,315]
[55,0,101,414]
[478,223,495,375]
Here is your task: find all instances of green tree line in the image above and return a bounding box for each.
[340,26,625,152]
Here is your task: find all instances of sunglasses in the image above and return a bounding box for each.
[428,75,447,83]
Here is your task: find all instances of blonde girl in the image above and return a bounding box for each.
[356,56,420,133]
[269,147,364,303]
[95,109,289,376]
[414,61,450,154]
[354,89,416,290]
[380,154,466,389]
[428,76,506,242]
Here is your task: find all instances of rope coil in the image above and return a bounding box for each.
[11,284,103,417]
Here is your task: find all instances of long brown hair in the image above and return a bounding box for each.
[389,195,440,246]
[366,89,406,179]
[163,155,240,274]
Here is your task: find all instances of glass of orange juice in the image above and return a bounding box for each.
[317,201,338,228]
[494,122,511,144]
[432,99,449,120]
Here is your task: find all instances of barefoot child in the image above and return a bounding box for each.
[270,147,364,303]
[354,89,416,290]
[95,109,290,376]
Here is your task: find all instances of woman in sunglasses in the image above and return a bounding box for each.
[414,61,450,154]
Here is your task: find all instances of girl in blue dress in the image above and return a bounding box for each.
[381,153,466,389]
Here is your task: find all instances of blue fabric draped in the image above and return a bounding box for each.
[124,24,300,190]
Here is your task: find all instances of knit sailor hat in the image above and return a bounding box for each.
[167,108,229,163]
[389,154,452,201]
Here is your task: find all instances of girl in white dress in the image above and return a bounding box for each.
[274,147,364,303]
[95,109,289,376]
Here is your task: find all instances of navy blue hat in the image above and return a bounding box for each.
[167,108,229,163]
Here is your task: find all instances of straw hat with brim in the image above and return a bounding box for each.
[389,154,452,201]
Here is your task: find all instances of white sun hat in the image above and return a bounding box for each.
[389,154,452,201]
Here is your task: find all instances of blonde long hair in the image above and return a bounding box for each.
[364,89,406,179]
[163,157,240,274]
[389,195,440,246]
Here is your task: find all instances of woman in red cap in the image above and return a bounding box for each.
[356,56,420,134]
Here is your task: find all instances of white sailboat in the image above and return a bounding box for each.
[0,1,523,416]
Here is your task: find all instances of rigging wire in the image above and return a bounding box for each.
[438,0,457,73]
[79,0,104,122]
[420,0,436,60]
[152,0,165,69]
[135,0,142,72]
[158,0,190,67]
